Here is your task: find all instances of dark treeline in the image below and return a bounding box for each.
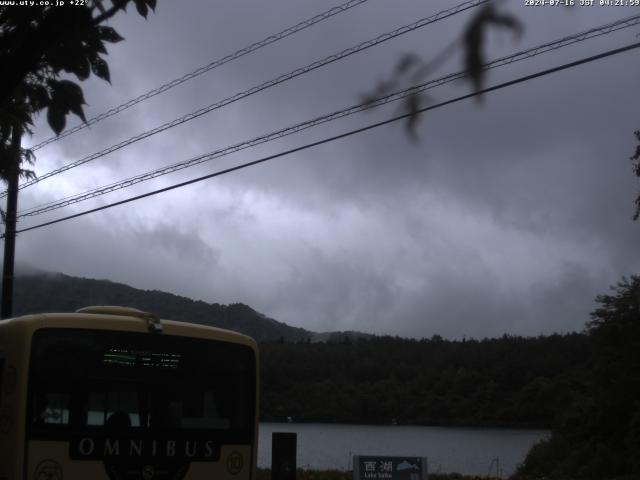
[259,332,593,428]
[515,276,640,479]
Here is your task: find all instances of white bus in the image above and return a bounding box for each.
[0,306,258,480]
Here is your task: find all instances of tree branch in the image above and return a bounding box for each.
[91,0,129,25]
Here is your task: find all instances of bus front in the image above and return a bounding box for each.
[26,326,257,480]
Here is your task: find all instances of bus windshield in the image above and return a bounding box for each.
[28,328,256,445]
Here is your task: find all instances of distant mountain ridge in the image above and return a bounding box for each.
[13,271,315,342]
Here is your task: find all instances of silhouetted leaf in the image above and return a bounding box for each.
[45,47,69,73]
[19,149,37,180]
[69,54,91,81]
[404,93,422,141]
[85,33,108,54]
[19,168,37,181]
[146,0,157,11]
[394,54,419,75]
[93,0,106,14]
[97,25,124,43]
[50,80,86,107]
[91,57,110,82]
[463,4,523,96]
[47,104,66,135]
[29,85,50,109]
[48,79,87,125]
[67,102,86,124]
[22,148,35,165]
[134,0,148,18]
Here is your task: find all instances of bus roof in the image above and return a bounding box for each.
[0,306,257,349]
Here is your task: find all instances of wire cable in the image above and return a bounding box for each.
[17,13,640,218]
[7,41,640,238]
[28,0,374,152]
[6,0,488,197]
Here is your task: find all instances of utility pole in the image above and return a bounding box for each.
[1,126,22,319]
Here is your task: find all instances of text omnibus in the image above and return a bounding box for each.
[0,306,258,480]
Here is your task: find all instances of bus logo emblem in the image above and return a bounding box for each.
[142,465,155,480]
[227,452,243,475]
[34,459,63,480]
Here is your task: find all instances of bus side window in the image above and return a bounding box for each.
[33,392,70,425]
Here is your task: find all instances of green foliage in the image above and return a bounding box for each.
[516,276,640,480]
[259,333,591,428]
[514,435,573,479]
[362,3,522,137]
[46,80,87,134]
[0,0,156,178]
[462,4,523,93]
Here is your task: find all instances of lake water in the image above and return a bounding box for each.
[258,423,549,478]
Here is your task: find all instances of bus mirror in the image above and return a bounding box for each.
[143,313,163,334]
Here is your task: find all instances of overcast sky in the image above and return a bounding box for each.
[12,0,640,338]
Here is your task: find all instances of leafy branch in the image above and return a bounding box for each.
[362,2,522,138]
[0,0,157,180]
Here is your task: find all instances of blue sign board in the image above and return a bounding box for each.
[353,456,428,480]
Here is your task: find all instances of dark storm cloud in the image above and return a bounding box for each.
[14,0,640,337]
[16,213,223,302]
[128,222,221,267]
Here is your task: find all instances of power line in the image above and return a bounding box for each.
[17,13,640,218]
[28,0,374,152]
[8,41,640,238]
[6,0,487,197]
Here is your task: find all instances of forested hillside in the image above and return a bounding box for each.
[13,272,311,341]
[259,333,592,428]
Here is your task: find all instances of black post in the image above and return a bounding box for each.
[271,432,297,480]
[1,126,21,319]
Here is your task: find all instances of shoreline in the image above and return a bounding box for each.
[256,468,502,480]
[259,420,551,432]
